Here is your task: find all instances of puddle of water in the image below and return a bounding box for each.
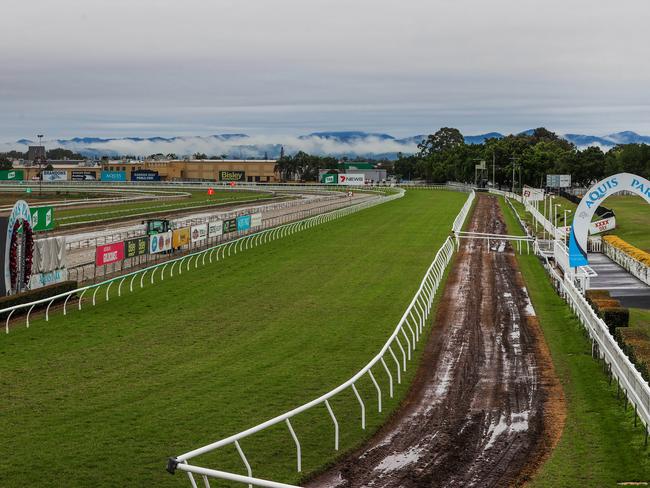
[374,446,425,474]
[484,411,530,450]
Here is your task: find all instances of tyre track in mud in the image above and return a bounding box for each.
[307,193,564,488]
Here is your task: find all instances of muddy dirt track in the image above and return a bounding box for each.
[308,194,564,488]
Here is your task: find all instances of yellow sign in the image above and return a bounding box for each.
[172,227,190,248]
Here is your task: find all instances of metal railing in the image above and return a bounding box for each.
[2,190,403,335]
[504,195,650,441]
[166,189,476,488]
[65,194,375,283]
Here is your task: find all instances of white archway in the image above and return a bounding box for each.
[569,173,650,267]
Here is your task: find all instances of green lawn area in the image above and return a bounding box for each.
[603,195,650,252]
[499,196,650,486]
[55,189,276,226]
[0,189,466,487]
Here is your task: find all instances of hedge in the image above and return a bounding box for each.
[598,306,630,333]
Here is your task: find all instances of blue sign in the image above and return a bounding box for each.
[101,171,127,182]
[131,170,160,181]
[236,215,251,231]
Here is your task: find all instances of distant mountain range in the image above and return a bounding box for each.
[3,130,649,160]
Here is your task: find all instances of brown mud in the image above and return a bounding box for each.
[307,193,565,488]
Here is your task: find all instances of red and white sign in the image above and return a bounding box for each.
[207,187,215,195]
[338,173,365,186]
[95,242,125,266]
[229,181,236,187]
[523,187,544,201]
[590,216,616,235]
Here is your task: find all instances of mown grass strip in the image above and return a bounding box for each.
[498,196,650,487]
[0,189,465,487]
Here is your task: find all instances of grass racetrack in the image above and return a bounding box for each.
[55,189,275,226]
[0,190,466,487]
[499,196,650,486]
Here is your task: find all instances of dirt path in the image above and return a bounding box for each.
[307,193,564,488]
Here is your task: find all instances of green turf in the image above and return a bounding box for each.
[498,196,650,487]
[55,189,275,226]
[602,195,650,252]
[0,189,466,487]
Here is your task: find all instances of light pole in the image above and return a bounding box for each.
[553,203,561,236]
[563,209,572,244]
[37,134,44,197]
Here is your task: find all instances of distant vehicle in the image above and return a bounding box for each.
[143,219,171,235]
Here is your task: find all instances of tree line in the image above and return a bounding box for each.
[393,127,650,188]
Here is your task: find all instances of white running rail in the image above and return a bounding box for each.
[167,190,475,488]
[505,196,650,440]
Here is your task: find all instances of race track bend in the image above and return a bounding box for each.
[307,193,565,488]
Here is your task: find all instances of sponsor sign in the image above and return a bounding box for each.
[131,170,160,181]
[28,269,69,290]
[71,170,98,181]
[219,170,245,182]
[338,173,365,186]
[95,242,125,266]
[3,200,32,294]
[522,187,544,201]
[42,170,68,182]
[172,227,191,248]
[251,213,262,228]
[223,218,237,234]
[236,215,251,231]
[590,216,616,235]
[101,170,127,182]
[0,169,24,181]
[149,231,173,254]
[191,224,208,243]
[569,173,650,267]
[208,220,223,238]
[320,173,338,184]
[125,237,149,258]
[546,174,571,188]
[30,206,55,231]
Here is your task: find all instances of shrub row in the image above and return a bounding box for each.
[603,235,650,267]
[585,289,629,334]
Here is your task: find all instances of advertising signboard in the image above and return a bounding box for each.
[0,170,24,181]
[320,173,338,184]
[522,187,544,201]
[546,174,571,188]
[208,220,222,238]
[28,269,68,290]
[338,173,365,186]
[172,227,191,248]
[131,170,160,181]
[590,216,616,235]
[30,206,55,231]
[251,213,262,228]
[95,242,125,266]
[42,170,67,182]
[223,218,237,234]
[125,237,149,258]
[149,231,172,254]
[101,170,127,182]
[219,170,245,182]
[236,215,251,231]
[71,170,98,181]
[191,224,208,243]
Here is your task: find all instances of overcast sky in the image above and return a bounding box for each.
[1,0,650,141]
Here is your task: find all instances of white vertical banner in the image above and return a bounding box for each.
[208,220,223,238]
